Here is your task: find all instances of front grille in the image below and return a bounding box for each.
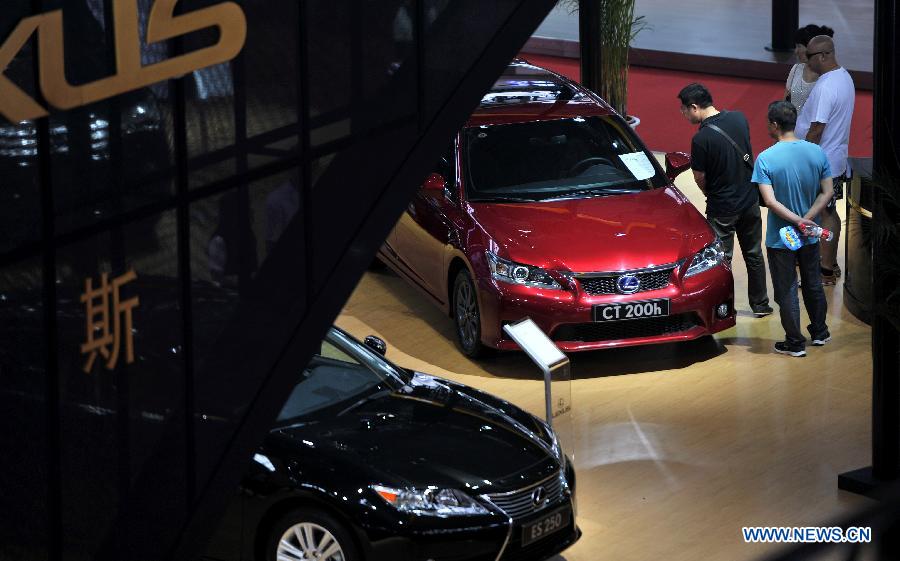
[483,472,565,520]
[577,267,674,295]
[552,313,701,342]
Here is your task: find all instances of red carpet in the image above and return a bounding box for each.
[524,53,873,159]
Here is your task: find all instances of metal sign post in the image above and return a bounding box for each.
[503,318,573,461]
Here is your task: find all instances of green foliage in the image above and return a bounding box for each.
[562,0,648,117]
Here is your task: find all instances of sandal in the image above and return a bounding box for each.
[821,267,837,286]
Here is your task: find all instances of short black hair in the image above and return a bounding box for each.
[793,24,835,47]
[768,100,797,131]
[677,83,713,108]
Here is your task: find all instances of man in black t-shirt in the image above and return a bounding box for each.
[678,83,772,317]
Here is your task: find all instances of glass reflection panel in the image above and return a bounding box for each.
[56,210,185,557]
[305,1,352,120]
[242,0,300,140]
[0,3,42,254]
[420,0,517,124]
[359,0,417,130]
[49,1,176,234]
[186,61,237,189]
[190,172,303,487]
[0,258,48,561]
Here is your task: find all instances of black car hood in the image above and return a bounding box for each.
[270,372,557,492]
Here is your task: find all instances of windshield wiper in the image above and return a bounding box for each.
[541,187,640,201]
[469,195,542,203]
[337,387,394,416]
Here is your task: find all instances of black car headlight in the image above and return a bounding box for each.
[684,240,726,278]
[371,485,489,516]
[486,251,561,289]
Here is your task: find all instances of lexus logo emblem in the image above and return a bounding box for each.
[531,486,547,508]
[616,274,641,294]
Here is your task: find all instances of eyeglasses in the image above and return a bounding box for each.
[806,50,832,58]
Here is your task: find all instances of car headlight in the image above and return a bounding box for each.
[486,251,561,289]
[684,240,725,278]
[371,485,489,516]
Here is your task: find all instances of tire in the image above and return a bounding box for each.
[265,508,360,561]
[452,269,487,358]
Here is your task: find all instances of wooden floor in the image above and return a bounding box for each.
[336,159,874,561]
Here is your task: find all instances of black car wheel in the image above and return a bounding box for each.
[452,269,486,357]
[266,508,359,561]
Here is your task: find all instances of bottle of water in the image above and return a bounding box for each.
[779,224,835,250]
[798,223,834,242]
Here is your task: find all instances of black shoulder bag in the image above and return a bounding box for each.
[704,123,753,170]
[703,120,763,206]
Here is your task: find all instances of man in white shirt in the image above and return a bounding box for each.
[795,35,855,285]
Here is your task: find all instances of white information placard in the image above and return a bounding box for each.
[503,318,567,372]
[618,151,656,180]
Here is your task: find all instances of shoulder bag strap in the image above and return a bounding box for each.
[704,123,754,170]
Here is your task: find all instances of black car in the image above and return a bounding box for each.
[206,327,579,561]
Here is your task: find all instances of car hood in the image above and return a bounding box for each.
[470,186,714,273]
[270,373,557,491]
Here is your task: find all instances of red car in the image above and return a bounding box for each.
[379,60,735,356]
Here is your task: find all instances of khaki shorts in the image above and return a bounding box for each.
[827,175,847,209]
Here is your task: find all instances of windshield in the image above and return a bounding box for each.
[275,328,409,424]
[464,116,667,202]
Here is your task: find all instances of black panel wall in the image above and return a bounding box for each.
[0,1,556,560]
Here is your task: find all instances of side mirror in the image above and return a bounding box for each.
[364,335,387,356]
[664,151,692,181]
[422,172,447,192]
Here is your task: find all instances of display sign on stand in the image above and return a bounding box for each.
[503,318,574,463]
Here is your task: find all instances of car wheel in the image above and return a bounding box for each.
[266,508,359,561]
[452,269,487,357]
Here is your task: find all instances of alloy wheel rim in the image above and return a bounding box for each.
[455,278,478,349]
[276,522,345,561]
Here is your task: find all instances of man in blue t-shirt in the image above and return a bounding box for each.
[752,101,834,357]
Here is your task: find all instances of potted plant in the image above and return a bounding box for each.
[565,0,647,127]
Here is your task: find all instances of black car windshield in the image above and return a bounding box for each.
[464,116,667,201]
[275,328,410,424]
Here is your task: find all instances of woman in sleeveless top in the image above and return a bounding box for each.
[783,24,835,112]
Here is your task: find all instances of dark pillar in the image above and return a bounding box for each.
[869,0,900,483]
[838,0,900,498]
[578,0,602,91]
[765,0,798,52]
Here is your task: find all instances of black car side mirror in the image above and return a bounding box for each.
[664,151,692,181]
[364,335,387,355]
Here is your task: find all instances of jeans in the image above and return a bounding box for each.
[708,204,769,310]
[767,244,829,347]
